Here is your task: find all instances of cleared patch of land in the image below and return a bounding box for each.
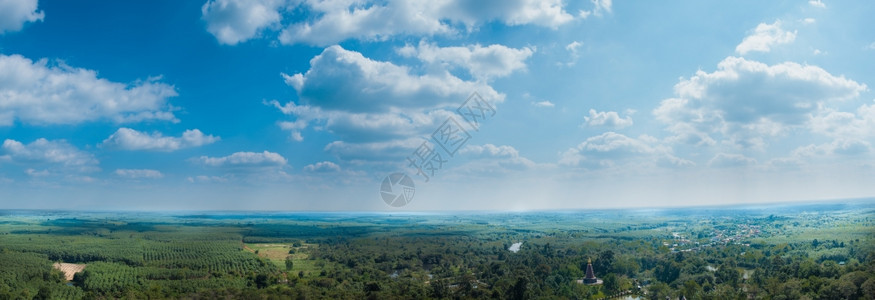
[244,242,323,277]
[245,243,291,265]
[53,262,86,281]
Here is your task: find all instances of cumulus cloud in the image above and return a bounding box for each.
[735,21,796,55]
[323,138,422,163]
[808,0,826,8]
[283,45,501,113]
[0,0,43,34]
[278,120,307,142]
[810,104,875,139]
[398,41,535,79]
[202,0,573,46]
[707,153,757,168]
[1,138,98,172]
[270,99,458,143]
[654,56,866,149]
[436,144,539,178]
[101,128,219,151]
[196,151,287,168]
[794,139,870,158]
[278,0,573,46]
[201,0,284,45]
[769,138,871,168]
[303,161,341,173]
[114,169,164,179]
[461,144,520,157]
[272,45,509,163]
[193,151,292,183]
[578,0,612,19]
[584,109,633,129]
[461,144,530,163]
[559,132,692,168]
[398,41,534,79]
[0,54,177,126]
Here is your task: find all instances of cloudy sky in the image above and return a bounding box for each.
[1,0,873,211]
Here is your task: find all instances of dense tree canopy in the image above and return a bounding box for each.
[0,206,872,299]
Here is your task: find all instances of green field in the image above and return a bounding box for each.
[0,200,873,299]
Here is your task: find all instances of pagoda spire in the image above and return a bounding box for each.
[583,257,599,284]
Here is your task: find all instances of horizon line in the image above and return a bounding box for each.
[1,196,872,214]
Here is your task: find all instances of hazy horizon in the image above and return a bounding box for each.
[1,196,871,213]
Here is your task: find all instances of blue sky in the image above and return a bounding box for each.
[1,0,874,210]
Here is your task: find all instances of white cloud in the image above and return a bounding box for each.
[735,21,796,55]
[1,138,98,172]
[278,0,573,46]
[810,104,875,139]
[532,100,555,108]
[114,169,164,179]
[283,45,501,114]
[654,56,867,149]
[802,18,816,24]
[794,139,870,158]
[25,168,49,177]
[867,42,875,50]
[196,151,287,168]
[768,138,872,168]
[808,0,826,8]
[101,128,219,151]
[187,175,228,183]
[201,0,284,45]
[398,41,534,79]
[193,151,294,183]
[270,99,458,144]
[273,45,508,163]
[561,41,582,66]
[0,0,43,34]
[708,153,757,168]
[461,144,516,157]
[278,120,307,142]
[566,41,582,52]
[0,54,177,126]
[453,144,536,175]
[559,132,692,168]
[578,0,612,19]
[323,138,421,163]
[303,161,341,173]
[584,109,633,129]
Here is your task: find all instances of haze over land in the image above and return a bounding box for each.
[1,1,875,210]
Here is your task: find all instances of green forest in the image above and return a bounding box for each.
[0,201,873,299]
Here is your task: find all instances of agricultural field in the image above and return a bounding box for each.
[52,263,86,281]
[0,199,873,299]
